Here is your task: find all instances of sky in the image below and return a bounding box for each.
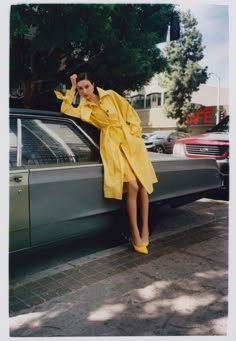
[176,2,229,89]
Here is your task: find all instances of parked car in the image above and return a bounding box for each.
[9,108,222,254]
[173,115,229,190]
[144,130,190,153]
[142,132,154,141]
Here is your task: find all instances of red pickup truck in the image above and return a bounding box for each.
[173,116,229,190]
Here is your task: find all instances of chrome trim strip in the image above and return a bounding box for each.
[9,169,29,174]
[16,118,22,167]
[29,163,103,172]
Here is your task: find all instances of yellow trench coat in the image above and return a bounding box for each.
[55,88,158,200]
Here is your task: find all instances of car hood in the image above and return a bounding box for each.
[176,132,229,144]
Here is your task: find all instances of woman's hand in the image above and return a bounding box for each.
[70,74,77,92]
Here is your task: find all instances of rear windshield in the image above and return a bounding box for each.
[211,116,229,133]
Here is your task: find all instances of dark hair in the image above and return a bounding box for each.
[76,72,98,95]
[76,72,95,83]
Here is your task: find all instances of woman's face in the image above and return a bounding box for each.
[76,79,95,100]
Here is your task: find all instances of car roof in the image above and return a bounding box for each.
[149,130,175,137]
[10,108,62,117]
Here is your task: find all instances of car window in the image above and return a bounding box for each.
[169,133,177,140]
[211,116,229,133]
[178,132,188,139]
[10,118,18,167]
[20,118,98,166]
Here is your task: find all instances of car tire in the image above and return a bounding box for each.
[154,145,164,153]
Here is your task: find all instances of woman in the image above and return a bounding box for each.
[55,72,158,254]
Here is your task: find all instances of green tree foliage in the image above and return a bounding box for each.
[158,10,208,124]
[10,3,177,108]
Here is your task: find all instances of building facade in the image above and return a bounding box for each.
[128,75,229,136]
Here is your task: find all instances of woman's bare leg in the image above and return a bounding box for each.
[126,180,143,247]
[138,184,149,244]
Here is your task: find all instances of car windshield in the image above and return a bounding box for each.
[210,116,229,133]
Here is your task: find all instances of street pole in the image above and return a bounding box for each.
[210,72,221,125]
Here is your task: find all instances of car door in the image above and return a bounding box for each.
[167,132,179,153]
[21,116,121,248]
[9,118,30,252]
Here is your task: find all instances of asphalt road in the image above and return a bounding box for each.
[9,196,228,286]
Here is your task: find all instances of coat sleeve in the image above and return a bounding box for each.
[111,91,142,137]
[54,90,92,121]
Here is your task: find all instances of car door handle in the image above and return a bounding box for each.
[14,176,23,183]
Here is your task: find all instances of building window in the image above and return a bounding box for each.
[146,93,162,108]
[131,95,145,109]
[163,92,167,105]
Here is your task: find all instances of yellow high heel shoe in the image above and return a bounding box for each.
[132,243,148,255]
[143,241,149,247]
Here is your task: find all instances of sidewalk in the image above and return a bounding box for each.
[9,216,228,337]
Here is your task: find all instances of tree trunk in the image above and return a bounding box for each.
[22,80,42,108]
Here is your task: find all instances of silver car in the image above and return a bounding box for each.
[145,130,190,153]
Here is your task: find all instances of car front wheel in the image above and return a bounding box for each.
[154,145,164,153]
